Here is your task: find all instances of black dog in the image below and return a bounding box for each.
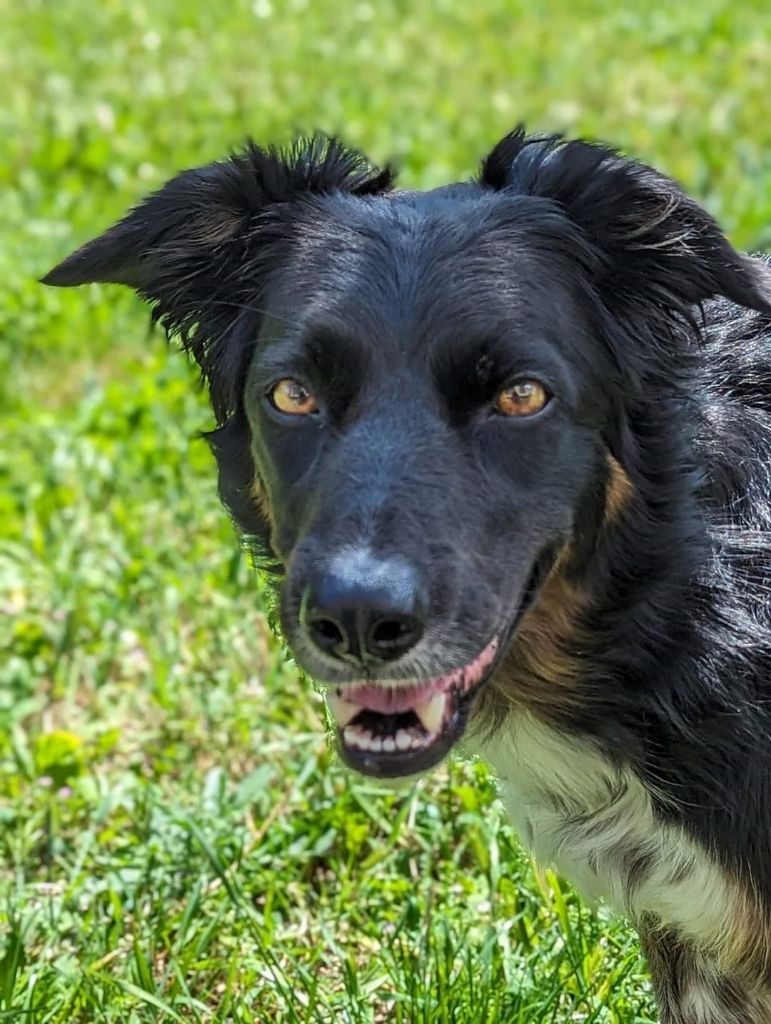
[45,126,771,1023]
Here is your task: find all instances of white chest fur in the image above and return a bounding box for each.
[471,713,749,964]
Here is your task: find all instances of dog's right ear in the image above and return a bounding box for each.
[42,159,257,291]
[42,136,394,420]
[43,136,394,291]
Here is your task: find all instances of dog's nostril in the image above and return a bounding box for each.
[372,619,409,645]
[370,616,423,658]
[307,615,345,652]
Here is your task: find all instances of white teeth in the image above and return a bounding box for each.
[340,700,446,756]
[414,691,447,734]
[341,723,387,753]
[395,729,412,751]
[326,691,361,728]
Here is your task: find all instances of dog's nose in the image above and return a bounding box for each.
[301,557,426,665]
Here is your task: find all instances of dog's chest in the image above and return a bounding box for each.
[473,714,647,903]
[472,713,741,951]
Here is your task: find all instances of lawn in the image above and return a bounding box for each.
[1,1,769,1021]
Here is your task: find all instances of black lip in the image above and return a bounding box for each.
[334,545,560,779]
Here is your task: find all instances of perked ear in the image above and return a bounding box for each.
[480,126,771,320]
[42,135,394,419]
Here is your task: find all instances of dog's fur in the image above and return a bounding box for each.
[44,127,771,1022]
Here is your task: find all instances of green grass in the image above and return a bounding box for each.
[1,0,769,1020]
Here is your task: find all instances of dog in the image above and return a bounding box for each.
[44,125,771,1023]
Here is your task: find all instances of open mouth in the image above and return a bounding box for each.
[324,636,500,778]
[320,546,559,779]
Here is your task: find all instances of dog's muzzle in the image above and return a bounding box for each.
[324,635,499,777]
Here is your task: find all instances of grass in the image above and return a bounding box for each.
[1,0,770,1020]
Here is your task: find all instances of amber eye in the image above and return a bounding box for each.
[269,378,318,416]
[495,379,550,417]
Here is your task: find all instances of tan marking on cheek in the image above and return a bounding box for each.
[605,453,634,523]
[478,544,590,721]
[477,458,630,721]
[250,479,273,524]
[509,572,586,696]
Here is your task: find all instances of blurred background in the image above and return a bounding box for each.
[1,1,769,1020]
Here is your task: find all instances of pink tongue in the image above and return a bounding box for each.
[344,678,449,714]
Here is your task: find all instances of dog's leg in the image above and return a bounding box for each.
[640,920,771,1024]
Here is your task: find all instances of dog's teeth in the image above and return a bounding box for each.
[369,735,383,752]
[327,691,361,728]
[414,691,447,734]
[383,736,396,753]
[355,729,372,750]
[343,724,368,750]
[395,729,412,751]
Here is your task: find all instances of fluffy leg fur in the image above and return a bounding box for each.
[641,921,771,1024]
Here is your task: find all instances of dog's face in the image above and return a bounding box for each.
[244,191,609,774]
[44,128,771,778]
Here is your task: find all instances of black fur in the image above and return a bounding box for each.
[44,126,771,1018]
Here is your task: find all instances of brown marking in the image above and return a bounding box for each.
[476,543,591,727]
[717,883,771,989]
[604,453,634,524]
[476,456,631,726]
[250,479,273,524]
[642,899,771,1023]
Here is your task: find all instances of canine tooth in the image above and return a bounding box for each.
[395,729,411,751]
[343,725,356,745]
[370,736,383,752]
[326,691,360,728]
[415,691,447,734]
[382,736,396,753]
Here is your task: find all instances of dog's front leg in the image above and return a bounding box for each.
[640,919,771,1024]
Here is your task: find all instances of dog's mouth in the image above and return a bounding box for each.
[325,636,500,778]
[321,547,559,778]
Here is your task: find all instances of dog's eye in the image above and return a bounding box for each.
[269,378,319,416]
[495,379,550,417]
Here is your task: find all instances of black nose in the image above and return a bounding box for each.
[301,557,426,665]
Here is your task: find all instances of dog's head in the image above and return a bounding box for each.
[44,127,771,777]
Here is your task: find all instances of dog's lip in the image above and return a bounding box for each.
[324,636,500,778]
[332,637,499,716]
[326,635,499,719]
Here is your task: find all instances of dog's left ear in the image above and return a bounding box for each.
[481,127,771,318]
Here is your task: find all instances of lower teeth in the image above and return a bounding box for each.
[395,729,412,751]
[343,724,428,753]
